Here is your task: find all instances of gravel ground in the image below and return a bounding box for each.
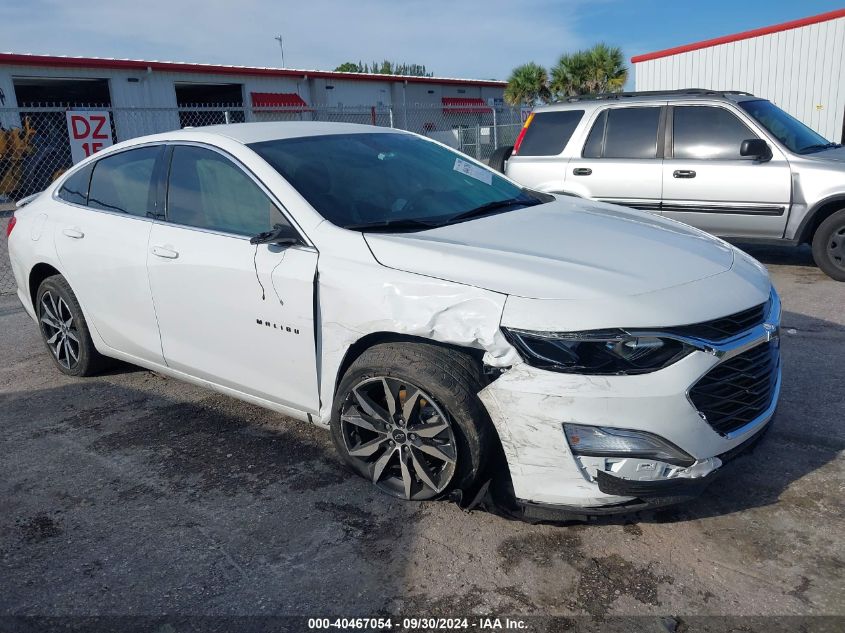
[0,244,843,632]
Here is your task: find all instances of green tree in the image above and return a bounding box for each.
[550,44,628,98]
[334,60,433,77]
[334,61,363,73]
[550,50,590,97]
[504,62,550,106]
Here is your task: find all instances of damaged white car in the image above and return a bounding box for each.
[6,122,781,519]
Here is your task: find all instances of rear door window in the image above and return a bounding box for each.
[88,146,161,217]
[604,107,661,159]
[517,110,584,156]
[672,106,757,160]
[582,107,661,159]
[57,163,94,206]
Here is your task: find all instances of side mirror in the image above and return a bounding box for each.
[740,138,772,161]
[250,223,300,246]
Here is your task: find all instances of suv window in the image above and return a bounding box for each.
[88,147,161,216]
[582,107,661,159]
[673,106,757,159]
[167,145,290,237]
[582,110,607,158]
[739,99,830,153]
[518,110,584,156]
[57,163,94,206]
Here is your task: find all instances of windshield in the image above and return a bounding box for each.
[249,132,541,230]
[739,99,832,154]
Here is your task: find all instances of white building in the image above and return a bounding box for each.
[0,52,507,136]
[632,8,845,143]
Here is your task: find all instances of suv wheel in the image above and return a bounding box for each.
[331,342,492,500]
[811,209,845,281]
[36,275,109,376]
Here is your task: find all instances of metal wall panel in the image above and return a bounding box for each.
[634,17,845,141]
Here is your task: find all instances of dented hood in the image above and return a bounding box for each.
[364,198,735,300]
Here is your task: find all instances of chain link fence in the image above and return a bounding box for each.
[0,101,525,295]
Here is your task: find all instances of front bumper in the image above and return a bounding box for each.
[478,292,781,510]
[510,421,772,521]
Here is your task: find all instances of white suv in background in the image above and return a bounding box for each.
[6,122,780,520]
[493,89,845,281]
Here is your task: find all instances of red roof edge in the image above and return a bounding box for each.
[631,8,845,63]
[0,53,506,87]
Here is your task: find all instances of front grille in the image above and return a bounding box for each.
[689,341,780,435]
[665,303,767,342]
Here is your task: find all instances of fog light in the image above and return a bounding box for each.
[563,424,695,467]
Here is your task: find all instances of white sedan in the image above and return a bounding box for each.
[6,122,780,519]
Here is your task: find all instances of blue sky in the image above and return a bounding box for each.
[591,1,845,64]
[1,1,843,82]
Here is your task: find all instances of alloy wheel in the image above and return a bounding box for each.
[339,377,458,500]
[39,291,80,370]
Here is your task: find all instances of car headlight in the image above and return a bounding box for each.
[502,328,693,375]
[563,424,695,467]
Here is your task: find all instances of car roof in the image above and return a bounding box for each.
[109,121,406,150]
[195,121,404,144]
[533,90,762,112]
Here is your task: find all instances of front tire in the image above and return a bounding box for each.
[811,209,845,281]
[331,342,492,501]
[36,275,108,376]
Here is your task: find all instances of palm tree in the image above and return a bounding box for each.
[587,43,627,93]
[550,50,591,98]
[550,44,628,98]
[504,63,550,106]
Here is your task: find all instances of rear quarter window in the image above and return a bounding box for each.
[518,110,584,156]
[57,164,94,206]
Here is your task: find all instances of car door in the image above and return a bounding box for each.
[146,143,319,413]
[565,105,665,212]
[52,145,166,364]
[661,104,792,238]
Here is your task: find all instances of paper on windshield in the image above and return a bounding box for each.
[453,157,493,185]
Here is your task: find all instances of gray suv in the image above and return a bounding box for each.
[493,89,845,280]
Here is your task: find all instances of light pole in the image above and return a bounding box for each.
[274,35,285,68]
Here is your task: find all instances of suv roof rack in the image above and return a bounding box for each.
[561,88,755,103]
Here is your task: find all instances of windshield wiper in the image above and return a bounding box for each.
[344,218,442,232]
[446,194,541,224]
[798,142,840,154]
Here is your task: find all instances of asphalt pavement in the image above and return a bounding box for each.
[0,244,842,632]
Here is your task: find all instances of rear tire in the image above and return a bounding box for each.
[330,342,493,501]
[36,275,109,376]
[488,145,513,174]
[811,209,845,281]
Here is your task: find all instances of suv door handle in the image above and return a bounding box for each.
[151,245,179,259]
[62,227,84,239]
[673,170,696,179]
[573,168,592,176]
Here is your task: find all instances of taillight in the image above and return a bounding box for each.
[512,112,535,156]
[5,215,15,238]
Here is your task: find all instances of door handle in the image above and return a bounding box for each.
[673,170,697,179]
[151,245,179,259]
[62,227,84,239]
[573,168,592,176]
